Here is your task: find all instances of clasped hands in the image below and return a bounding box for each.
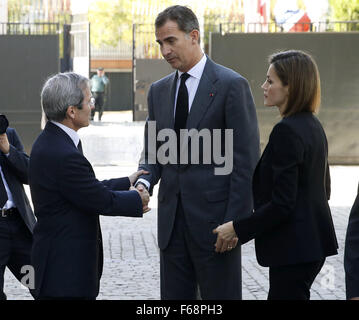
[213,221,238,253]
[129,170,151,213]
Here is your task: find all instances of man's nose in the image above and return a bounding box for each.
[161,44,171,57]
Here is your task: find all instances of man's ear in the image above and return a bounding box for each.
[190,29,200,44]
[66,105,76,120]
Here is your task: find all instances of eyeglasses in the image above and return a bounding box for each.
[89,97,95,106]
[75,97,95,109]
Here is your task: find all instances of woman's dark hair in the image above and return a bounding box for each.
[269,50,321,117]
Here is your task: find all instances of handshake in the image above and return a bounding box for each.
[129,170,151,213]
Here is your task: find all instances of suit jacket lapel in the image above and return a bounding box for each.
[160,72,177,130]
[186,58,217,130]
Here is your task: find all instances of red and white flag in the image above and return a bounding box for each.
[257,0,268,23]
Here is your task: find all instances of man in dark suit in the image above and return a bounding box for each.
[135,5,260,299]
[345,186,359,300]
[29,72,149,300]
[0,120,36,300]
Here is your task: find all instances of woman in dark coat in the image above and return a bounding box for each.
[213,50,338,300]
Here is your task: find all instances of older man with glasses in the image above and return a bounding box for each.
[29,72,149,300]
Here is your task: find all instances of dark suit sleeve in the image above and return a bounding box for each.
[137,84,162,195]
[223,76,260,222]
[234,122,304,244]
[101,177,131,191]
[345,191,359,299]
[2,128,29,184]
[58,152,143,217]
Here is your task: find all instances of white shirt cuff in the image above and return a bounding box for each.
[136,178,150,190]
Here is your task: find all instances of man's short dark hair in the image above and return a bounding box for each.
[97,67,104,71]
[155,5,200,43]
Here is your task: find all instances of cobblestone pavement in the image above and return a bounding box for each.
[3,164,357,300]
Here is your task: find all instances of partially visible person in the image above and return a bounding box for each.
[29,72,149,300]
[90,67,109,121]
[344,185,359,300]
[213,50,338,300]
[0,114,36,300]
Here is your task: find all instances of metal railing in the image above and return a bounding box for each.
[133,21,359,59]
[220,21,359,33]
[91,42,133,60]
[0,22,60,35]
[133,23,160,59]
[0,22,72,63]
[3,20,357,59]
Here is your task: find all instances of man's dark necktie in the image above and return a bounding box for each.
[0,170,8,208]
[174,72,190,163]
[77,140,83,155]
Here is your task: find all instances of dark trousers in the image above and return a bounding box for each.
[0,210,34,300]
[268,259,325,300]
[91,92,105,121]
[160,197,242,300]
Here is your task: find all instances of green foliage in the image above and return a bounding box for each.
[88,0,133,48]
[7,0,71,23]
[88,0,174,51]
[329,0,359,21]
[329,0,359,31]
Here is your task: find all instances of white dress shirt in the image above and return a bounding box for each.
[137,53,207,190]
[0,161,15,210]
[174,53,207,117]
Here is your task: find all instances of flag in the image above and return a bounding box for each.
[290,12,311,32]
[276,10,311,32]
[257,0,268,23]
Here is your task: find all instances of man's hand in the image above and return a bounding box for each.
[213,221,238,253]
[130,186,150,213]
[0,133,10,154]
[128,170,149,185]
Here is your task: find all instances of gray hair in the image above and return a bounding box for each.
[155,5,200,43]
[41,72,89,122]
